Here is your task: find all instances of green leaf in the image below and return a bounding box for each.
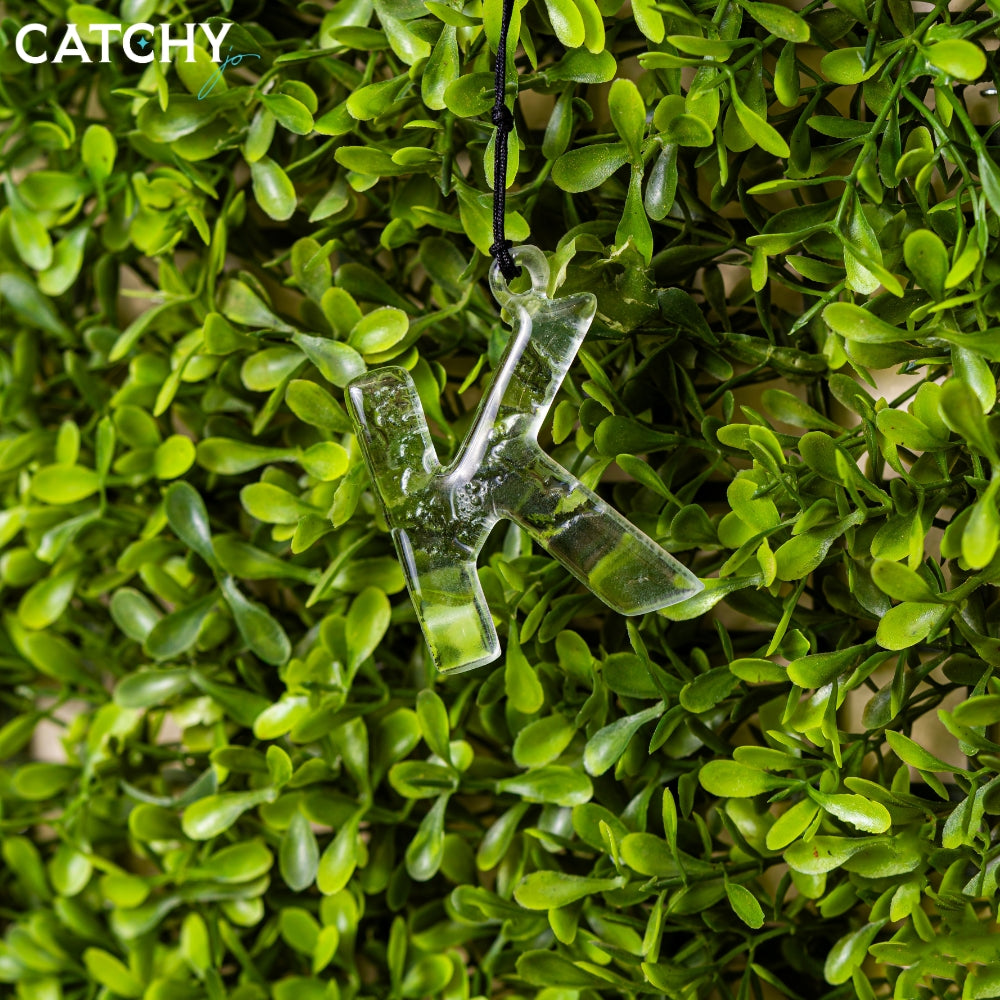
[291,333,366,387]
[875,602,951,650]
[787,646,863,688]
[660,575,760,621]
[552,142,629,192]
[346,586,390,672]
[505,631,545,714]
[83,949,144,999]
[286,380,353,433]
[243,347,304,391]
[114,669,191,709]
[50,844,92,897]
[496,767,593,807]
[940,378,997,459]
[12,762,76,800]
[659,113,714,147]
[516,951,606,989]
[250,156,297,220]
[390,760,457,799]
[347,307,409,355]
[812,792,891,833]
[401,955,453,997]
[221,279,292,330]
[253,696,309,741]
[953,695,1000,727]
[978,151,1000,217]
[220,577,291,666]
[774,41,800,105]
[953,346,996,411]
[416,689,451,763]
[964,487,1000,569]
[197,438,294,475]
[476,803,530,870]
[616,169,653,264]
[773,528,836,581]
[145,592,218,661]
[180,913,212,974]
[182,788,277,840]
[729,87,789,158]
[608,78,645,160]
[726,882,765,928]
[680,666,739,711]
[280,811,320,892]
[136,94,224,142]
[700,760,785,797]
[514,871,624,910]
[208,840,274,882]
[871,560,938,603]
[261,93,315,135]
[4,835,50,902]
[6,181,52,271]
[823,302,906,343]
[821,47,883,85]
[761,388,840,431]
[730,657,787,683]
[154,436,195,479]
[317,816,360,894]
[903,228,948,299]
[620,832,691,877]
[543,0,586,48]
[165,482,218,568]
[19,570,78,630]
[669,35,739,57]
[574,0,605,53]
[885,730,960,773]
[924,40,986,81]
[512,714,576,768]
[824,922,884,985]
[39,225,88,297]
[583,702,665,776]
[406,794,448,882]
[784,835,871,874]
[81,124,117,183]
[644,143,678,220]
[32,465,101,504]
[632,0,665,42]
[766,799,820,850]
[742,1,810,42]
[0,715,40,759]
[875,408,948,452]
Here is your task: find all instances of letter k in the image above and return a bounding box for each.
[346,247,702,672]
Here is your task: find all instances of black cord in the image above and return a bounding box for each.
[490,0,520,281]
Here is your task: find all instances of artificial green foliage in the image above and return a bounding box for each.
[3,0,1000,998]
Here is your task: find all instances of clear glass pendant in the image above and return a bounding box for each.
[346,246,703,673]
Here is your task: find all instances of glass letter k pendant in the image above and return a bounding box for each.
[346,246,703,672]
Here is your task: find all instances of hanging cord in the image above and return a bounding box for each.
[490,0,520,281]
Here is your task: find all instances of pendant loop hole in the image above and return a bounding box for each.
[489,245,550,306]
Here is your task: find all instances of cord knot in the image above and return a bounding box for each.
[491,104,514,133]
[490,240,520,282]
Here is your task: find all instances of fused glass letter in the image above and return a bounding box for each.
[346,247,702,672]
